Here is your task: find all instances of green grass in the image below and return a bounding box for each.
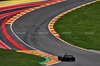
[0,48,45,66]
[54,1,100,50]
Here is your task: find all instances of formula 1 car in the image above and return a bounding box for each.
[58,53,75,61]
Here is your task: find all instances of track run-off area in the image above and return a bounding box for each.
[0,0,100,66]
[0,0,65,65]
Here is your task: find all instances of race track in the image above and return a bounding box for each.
[3,0,100,66]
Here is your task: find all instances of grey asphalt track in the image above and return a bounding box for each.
[6,0,100,66]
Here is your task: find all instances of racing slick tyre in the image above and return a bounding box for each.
[58,56,62,60]
[72,57,75,61]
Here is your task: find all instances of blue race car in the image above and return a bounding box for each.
[58,53,75,61]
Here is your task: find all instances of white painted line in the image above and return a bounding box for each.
[48,0,100,55]
[10,1,65,65]
[0,40,11,49]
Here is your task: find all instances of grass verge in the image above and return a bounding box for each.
[54,1,100,50]
[0,48,45,66]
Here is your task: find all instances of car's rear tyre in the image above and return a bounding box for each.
[72,58,75,61]
[58,56,62,60]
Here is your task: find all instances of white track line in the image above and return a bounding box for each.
[48,0,100,55]
[10,1,64,66]
[10,0,100,66]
